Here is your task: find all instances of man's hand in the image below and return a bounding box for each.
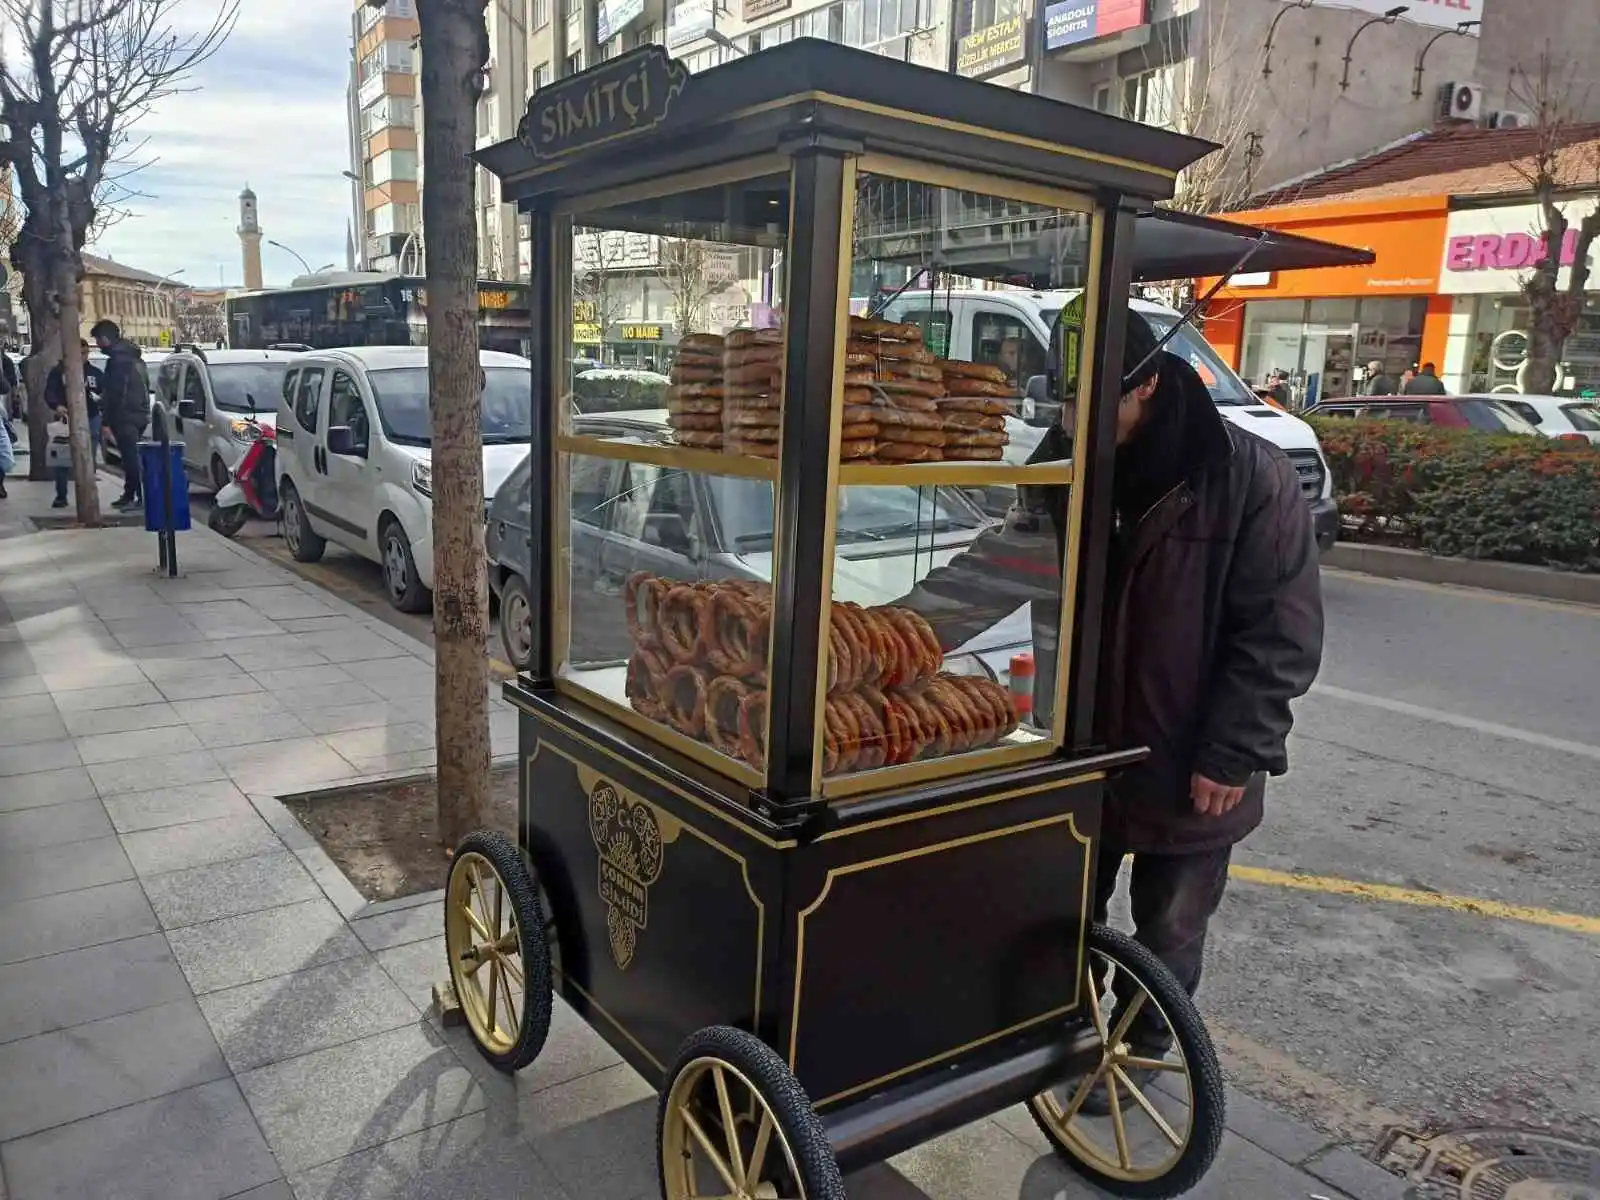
[1191,773,1245,816]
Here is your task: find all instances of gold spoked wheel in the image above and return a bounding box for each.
[1028,924,1225,1199]
[444,830,552,1072]
[659,1026,845,1200]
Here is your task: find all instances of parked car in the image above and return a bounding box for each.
[1488,394,1600,445]
[1304,395,1542,436]
[276,346,531,613]
[485,410,1031,677]
[154,346,301,490]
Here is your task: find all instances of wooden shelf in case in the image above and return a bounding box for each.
[837,461,1074,487]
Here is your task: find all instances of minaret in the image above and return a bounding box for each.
[238,185,263,291]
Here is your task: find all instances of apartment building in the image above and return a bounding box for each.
[348,0,422,273]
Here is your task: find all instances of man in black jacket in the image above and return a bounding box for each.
[1401,361,1447,395]
[902,311,1323,1069]
[92,320,151,509]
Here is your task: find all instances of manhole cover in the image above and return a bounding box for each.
[1380,1128,1600,1199]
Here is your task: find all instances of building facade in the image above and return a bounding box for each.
[349,0,423,274]
[78,253,182,349]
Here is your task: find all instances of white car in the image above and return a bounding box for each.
[156,347,301,490]
[1486,394,1600,445]
[275,346,531,612]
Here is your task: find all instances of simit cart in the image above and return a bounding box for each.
[451,40,1374,1199]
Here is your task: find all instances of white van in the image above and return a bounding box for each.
[878,290,1339,550]
[275,346,531,612]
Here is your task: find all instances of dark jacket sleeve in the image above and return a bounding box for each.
[44,367,65,411]
[1191,445,1323,786]
[100,350,130,428]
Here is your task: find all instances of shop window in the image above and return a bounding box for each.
[1121,65,1179,128]
[971,310,1046,386]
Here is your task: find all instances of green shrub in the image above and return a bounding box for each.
[572,371,668,414]
[1308,417,1600,573]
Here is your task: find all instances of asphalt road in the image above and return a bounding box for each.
[202,496,1600,1155]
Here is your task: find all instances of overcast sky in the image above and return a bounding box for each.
[89,1,354,289]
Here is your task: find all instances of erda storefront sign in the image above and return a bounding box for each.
[955,15,1027,79]
[518,46,689,162]
[1044,0,1145,51]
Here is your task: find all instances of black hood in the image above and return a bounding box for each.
[1114,350,1232,525]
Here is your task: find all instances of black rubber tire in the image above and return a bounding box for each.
[381,517,432,614]
[280,479,325,563]
[210,454,229,493]
[498,572,535,672]
[657,1025,845,1200]
[1027,923,1226,1199]
[207,504,249,538]
[446,830,553,1073]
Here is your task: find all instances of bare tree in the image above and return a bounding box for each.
[370,0,494,846]
[173,290,225,345]
[0,0,235,514]
[660,238,740,335]
[573,227,629,348]
[1508,50,1600,395]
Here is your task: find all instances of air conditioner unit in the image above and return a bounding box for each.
[1438,81,1484,122]
[1491,109,1534,129]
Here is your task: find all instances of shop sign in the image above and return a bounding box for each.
[574,323,603,344]
[743,0,790,19]
[576,229,659,270]
[1044,0,1145,51]
[597,0,645,44]
[517,45,689,162]
[1438,202,1596,295]
[667,0,713,47]
[1275,0,1483,33]
[615,323,666,340]
[956,16,1027,79]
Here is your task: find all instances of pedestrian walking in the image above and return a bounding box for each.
[45,340,105,509]
[1264,367,1291,407]
[0,401,13,498]
[1,347,18,421]
[1402,361,1446,395]
[91,319,151,510]
[1365,359,1396,396]
[898,310,1323,1104]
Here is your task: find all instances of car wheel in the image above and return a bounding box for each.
[498,573,535,672]
[381,518,431,613]
[280,479,325,563]
[210,454,230,493]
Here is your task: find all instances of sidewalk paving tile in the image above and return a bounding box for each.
[0,765,96,813]
[296,631,414,665]
[283,680,387,711]
[339,659,436,689]
[120,810,281,875]
[144,850,321,929]
[0,694,57,720]
[188,711,315,751]
[0,880,157,964]
[887,1116,1057,1200]
[0,836,133,905]
[90,747,229,797]
[127,640,232,662]
[0,675,48,700]
[227,644,331,672]
[197,954,419,1073]
[373,937,448,1014]
[0,799,111,849]
[171,692,289,723]
[228,1184,295,1200]
[224,745,364,795]
[139,653,243,682]
[513,1063,658,1200]
[75,722,204,764]
[324,722,435,762]
[241,587,343,621]
[0,741,79,778]
[351,903,441,952]
[102,779,256,833]
[250,664,358,693]
[238,1022,486,1173]
[49,680,163,711]
[41,663,147,691]
[1305,1145,1410,1200]
[0,998,229,1140]
[448,998,622,1101]
[0,932,190,1045]
[294,702,417,736]
[168,896,363,994]
[61,699,184,737]
[1220,1086,1334,1166]
[0,1078,281,1200]
[156,673,266,702]
[0,713,68,747]
[288,1110,574,1200]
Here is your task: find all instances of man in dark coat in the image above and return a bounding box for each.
[91,319,151,509]
[901,311,1323,1066]
[1365,359,1397,396]
[1401,361,1447,395]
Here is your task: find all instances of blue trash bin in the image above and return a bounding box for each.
[138,443,191,533]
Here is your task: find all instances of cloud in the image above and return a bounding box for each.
[88,0,357,289]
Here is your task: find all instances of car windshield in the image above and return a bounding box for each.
[709,478,986,549]
[1560,403,1600,431]
[368,365,532,445]
[1037,307,1256,405]
[209,363,292,415]
[1456,399,1540,435]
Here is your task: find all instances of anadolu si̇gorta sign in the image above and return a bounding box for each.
[518,45,690,162]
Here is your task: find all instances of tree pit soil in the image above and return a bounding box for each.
[284,765,519,902]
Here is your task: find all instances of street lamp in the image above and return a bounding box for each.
[266,239,313,276]
[1261,0,1313,79]
[1412,20,1481,98]
[1341,6,1409,92]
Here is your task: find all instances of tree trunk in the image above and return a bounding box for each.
[52,253,100,526]
[1522,202,1568,395]
[23,293,60,483]
[418,0,493,848]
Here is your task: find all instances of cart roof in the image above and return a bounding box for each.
[1132,207,1377,281]
[479,40,1217,207]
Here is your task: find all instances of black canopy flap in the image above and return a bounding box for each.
[1133,207,1375,282]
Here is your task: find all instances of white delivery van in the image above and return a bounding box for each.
[878,290,1339,550]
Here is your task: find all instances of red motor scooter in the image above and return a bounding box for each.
[207,412,278,538]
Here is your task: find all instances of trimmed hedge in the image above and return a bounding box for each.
[1308,417,1600,573]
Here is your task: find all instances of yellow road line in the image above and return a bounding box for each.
[1230,865,1600,936]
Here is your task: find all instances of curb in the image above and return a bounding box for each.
[1324,542,1600,606]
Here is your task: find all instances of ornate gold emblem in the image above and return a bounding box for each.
[588,778,665,969]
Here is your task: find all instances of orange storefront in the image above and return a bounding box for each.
[1200,196,1452,407]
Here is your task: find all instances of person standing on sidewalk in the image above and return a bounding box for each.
[0,399,13,497]
[45,340,105,508]
[1402,361,1447,395]
[92,320,151,510]
[897,311,1324,1089]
